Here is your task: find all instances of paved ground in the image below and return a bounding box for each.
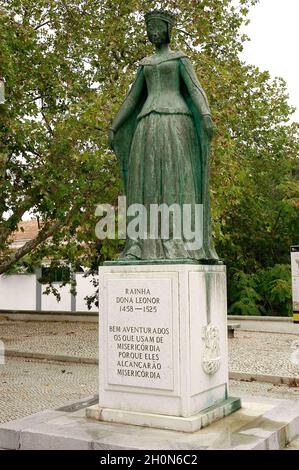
[1,320,299,376]
[229,380,299,401]
[0,320,98,359]
[0,357,98,424]
[1,355,298,425]
[229,330,299,377]
[0,320,299,425]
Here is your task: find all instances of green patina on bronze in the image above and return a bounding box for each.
[109,9,220,264]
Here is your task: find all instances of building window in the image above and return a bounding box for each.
[41,266,71,284]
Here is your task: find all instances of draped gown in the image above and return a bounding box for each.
[113,51,219,262]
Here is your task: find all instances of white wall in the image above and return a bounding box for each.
[0,272,98,313]
[41,284,72,312]
[0,274,36,310]
[75,273,97,312]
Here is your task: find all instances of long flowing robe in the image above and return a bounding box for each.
[113,51,219,262]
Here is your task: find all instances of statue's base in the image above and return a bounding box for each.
[86,397,241,433]
[97,263,239,430]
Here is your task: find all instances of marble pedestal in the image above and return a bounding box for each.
[89,263,240,432]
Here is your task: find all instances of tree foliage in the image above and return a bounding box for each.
[229,264,292,316]
[0,0,298,313]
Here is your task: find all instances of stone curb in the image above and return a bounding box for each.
[227,315,293,322]
[4,351,299,387]
[229,371,299,387]
[6,349,299,387]
[0,313,97,322]
[5,349,98,365]
[0,310,97,316]
[0,313,293,323]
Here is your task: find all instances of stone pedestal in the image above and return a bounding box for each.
[89,263,240,431]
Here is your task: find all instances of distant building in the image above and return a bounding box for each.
[1,220,97,313]
[9,220,41,250]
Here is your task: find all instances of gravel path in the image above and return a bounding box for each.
[229,330,299,377]
[0,357,98,424]
[1,320,299,425]
[0,356,298,425]
[1,320,299,377]
[229,380,299,401]
[0,320,98,359]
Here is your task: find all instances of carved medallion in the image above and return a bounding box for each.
[202,323,221,375]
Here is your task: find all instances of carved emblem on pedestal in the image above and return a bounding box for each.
[202,323,221,375]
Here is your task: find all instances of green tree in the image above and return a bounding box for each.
[0,0,298,315]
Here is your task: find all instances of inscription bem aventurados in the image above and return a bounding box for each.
[106,278,174,390]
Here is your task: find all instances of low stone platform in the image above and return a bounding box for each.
[86,397,241,433]
[1,396,299,450]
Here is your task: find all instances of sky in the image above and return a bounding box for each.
[240,0,299,122]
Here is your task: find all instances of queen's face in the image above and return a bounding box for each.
[147,19,169,46]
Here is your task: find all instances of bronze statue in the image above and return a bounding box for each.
[109,9,220,263]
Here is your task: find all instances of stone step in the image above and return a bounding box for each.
[1,397,299,450]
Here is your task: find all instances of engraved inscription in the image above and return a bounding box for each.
[106,278,174,390]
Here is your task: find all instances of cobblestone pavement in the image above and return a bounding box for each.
[1,320,299,377]
[0,357,298,425]
[229,330,299,377]
[0,320,98,359]
[1,320,299,425]
[229,380,299,401]
[0,357,98,424]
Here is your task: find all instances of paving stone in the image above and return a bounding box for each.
[1,320,299,378]
[230,380,299,401]
[20,428,92,450]
[0,320,98,360]
[1,320,299,431]
[0,357,98,424]
[229,330,299,377]
[0,410,64,449]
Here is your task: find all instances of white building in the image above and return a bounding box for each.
[0,220,98,313]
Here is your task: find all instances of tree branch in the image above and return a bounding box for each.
[20,95,43,107]
[34,20,51,30]
[0,206,77,274]
[0,196,33,246]
[41,110,54,136]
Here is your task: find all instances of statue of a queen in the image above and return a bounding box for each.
[109,9,220,264]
